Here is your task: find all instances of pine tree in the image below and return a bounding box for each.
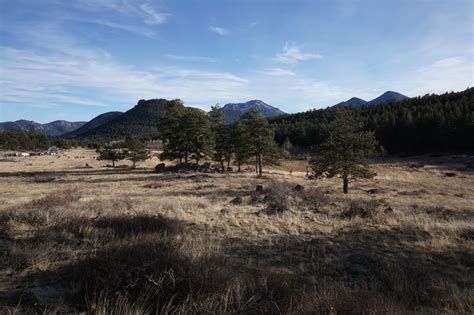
[125,135,150,168]
[158,101,212,164]
[310,110,377,193]
[210,105,233,170]
[96,145,126,167]
[239,109,278,176]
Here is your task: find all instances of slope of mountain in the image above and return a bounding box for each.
[221,100,285,123]
[0,119,86,137]
[367,91,409,105]
[331,91,409,108]
[63,111,123,138]
[332,97,367,108]
[74,99,173,139]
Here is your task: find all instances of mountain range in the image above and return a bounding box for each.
[0,120,86,137]
[332,91,409,108]
[0,91,409,139]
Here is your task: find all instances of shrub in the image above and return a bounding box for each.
[264,181,294,213]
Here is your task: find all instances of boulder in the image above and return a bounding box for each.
[294,184,305,192]
[155,163,166,173]
[229,197,243,205]
[256,185,264,192]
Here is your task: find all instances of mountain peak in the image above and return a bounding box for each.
[367,91,408,105]
[332,97,367,108]
[221,100,285,123]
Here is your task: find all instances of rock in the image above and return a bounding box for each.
[294,184,305,192]
[220,208,231,214]
[444,172,457,177]
[341,205,369,219]
[227,167,233,172]
[307,175,316,180]
[384,206,397,214]
[155,163,166,173]
[229,196,243,205]
[367,189,378,195]
[256,185,263,192]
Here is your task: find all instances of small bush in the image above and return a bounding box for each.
[341,200,379,219]
[9,189,81,226]
[298,187,329,209]
[264,181,294,213]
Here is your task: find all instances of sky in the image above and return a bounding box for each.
[0,0,473,123]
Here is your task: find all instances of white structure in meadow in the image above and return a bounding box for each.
[47,146,60,156]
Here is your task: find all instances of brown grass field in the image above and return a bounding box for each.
[0,149,473,314]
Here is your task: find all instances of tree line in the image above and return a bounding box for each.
[0,129,77,151]
[270,88,474,155]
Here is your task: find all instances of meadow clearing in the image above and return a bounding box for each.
[0,149,473,314]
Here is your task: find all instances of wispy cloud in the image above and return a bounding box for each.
[139,3,171,25]
[274,42,322,64]
[209,26,228,36]
[261,68,296,77]
[73,1,170,31]
[94,19,156,38]
[0,43,249,111]
[166,54,217,63]
[393,56,473,96]
[248,21,258,28]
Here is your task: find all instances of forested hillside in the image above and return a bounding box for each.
[270,88,474,154]
[75,99,173,140]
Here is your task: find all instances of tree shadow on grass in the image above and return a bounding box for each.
[2,214,473,314]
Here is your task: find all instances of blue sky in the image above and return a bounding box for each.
[1,0,473,123]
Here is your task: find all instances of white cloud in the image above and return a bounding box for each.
[139,4,170,25]
[209,26,228,35]
[392,56,473,96]
[249,21,258,28]
[94,20,156,38]
[261,68,296,77]
[0,45,249,111]
[274,42,322,64]
[74,1,170,29]
[166,54,217,63]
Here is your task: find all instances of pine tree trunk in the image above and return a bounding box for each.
[112,160,115,167]
[220,160,224,171]
[343,175,349,194]
[238,163,241,172]
[258,154,263,177]
[184,154,188,163]
[255,155,258,175]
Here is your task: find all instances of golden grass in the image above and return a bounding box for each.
[0,149,473,313]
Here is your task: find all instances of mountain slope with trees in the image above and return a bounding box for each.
[73,99,175,140]
[270,88,474,154]
[64,111,123,138]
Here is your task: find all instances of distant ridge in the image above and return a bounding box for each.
[0,119,86,137]
[331,91,409,108]
[221,100,285,123]
[63,111,123,138]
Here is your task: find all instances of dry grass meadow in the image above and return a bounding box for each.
[0,149,473,314]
